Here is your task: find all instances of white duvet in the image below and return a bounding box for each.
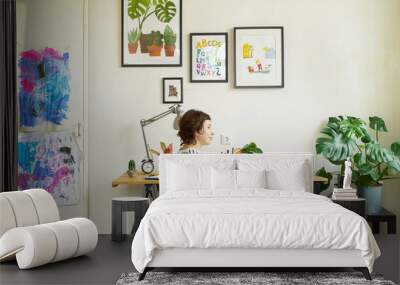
[131,189,380,273]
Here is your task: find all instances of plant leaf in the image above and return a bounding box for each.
[315,167,332,191]
[337,116,368,140]
[365,141,394,163]
[369,116,388,132]
[128,0,150,20]
[391,142,400,156]
[155,0,176,23]
[387,156,400,172]
[315,131,358,164]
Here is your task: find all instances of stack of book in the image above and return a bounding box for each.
[332,188,358,200]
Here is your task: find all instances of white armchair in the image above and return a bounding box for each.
[0,189,98,269]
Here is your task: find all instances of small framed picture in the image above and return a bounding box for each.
[163,77,183,104]
[234,26,284,88]
[190,33,228,82]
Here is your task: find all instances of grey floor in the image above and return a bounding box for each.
[0,234,399,285]
[0,235,134,285]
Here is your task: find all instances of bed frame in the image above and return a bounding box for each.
[138,154,372,281]
[138,248,371,280]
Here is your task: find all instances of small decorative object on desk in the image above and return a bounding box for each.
[332,188,358,200]
[160,142,173,154]
[127,160,136,177]
[332,158,358,200]
[342,157,352,189]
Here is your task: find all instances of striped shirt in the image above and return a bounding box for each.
[178,148,199,154]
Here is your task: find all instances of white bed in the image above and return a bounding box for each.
[131,153,380,280]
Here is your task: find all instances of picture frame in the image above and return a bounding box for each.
[234,27,284,88]
[121,0,182,67]
[163,77,183,104]
[190,33,228,82]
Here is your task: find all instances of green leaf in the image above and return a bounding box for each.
[337,116,367,140]
[128,0,150,20]
[387,156,400,172]
[356,175,376,187]
[155,0,176,23]
[241,142,263,154]
[315,130,358,164]
[369,116,388,132]
[315,167,332,191]
[391,142,400,156]
[365,141,394,163]
[354,152,365,165]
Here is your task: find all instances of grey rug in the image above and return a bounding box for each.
[116,272,396,285]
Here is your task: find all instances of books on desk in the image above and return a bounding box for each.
[144,175,159,180]
[332,188,358,200]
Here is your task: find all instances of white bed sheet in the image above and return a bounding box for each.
[131,189,380,273]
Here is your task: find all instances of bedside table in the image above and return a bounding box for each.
[332,198,366,217]
[366,208,397,234]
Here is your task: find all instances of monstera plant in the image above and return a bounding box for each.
[316,116,400,213]
[127,0,177,53]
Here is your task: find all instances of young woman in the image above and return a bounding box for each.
[177,109,214,154]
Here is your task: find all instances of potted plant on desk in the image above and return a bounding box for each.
[127,160,136,177]
[316,116,400,213]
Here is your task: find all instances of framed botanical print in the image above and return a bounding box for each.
[122,0,182,67]
[163,77,183,104]
[190,33,228,82]
[234,27,284,88]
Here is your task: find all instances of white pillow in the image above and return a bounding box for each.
[236,169,267,188]
[211,168,237,190]
[167,162,212,191]
[266,167,307,191]
[238,159,309,191]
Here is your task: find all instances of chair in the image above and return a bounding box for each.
[0,189,98,269]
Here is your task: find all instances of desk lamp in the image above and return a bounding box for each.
[140,104,184,174]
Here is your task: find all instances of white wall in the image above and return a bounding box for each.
[88,0,400,233]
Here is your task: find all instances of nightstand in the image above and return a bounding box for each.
[366,208,397,234]
[332,198,366,217]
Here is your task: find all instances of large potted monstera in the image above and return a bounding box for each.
[127,0,177,53]
[316,116,400,213]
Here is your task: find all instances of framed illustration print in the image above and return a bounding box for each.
[234,27,284,88]
[190,33,228,82]
[163,77,183,104]
[122,0,182,67]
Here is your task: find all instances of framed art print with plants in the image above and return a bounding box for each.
[122,0,182,67]
[163,77,183,104]
[234,26,284,88]
[190,33,228,82]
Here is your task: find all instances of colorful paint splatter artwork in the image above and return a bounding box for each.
[18,47,70,128]
[18,131,81,205]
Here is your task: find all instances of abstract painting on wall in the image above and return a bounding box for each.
[121,0,182,66]
[190,33,228,82]
[18,131,81,205]
[234,27,284,88]
[18,47,70,128]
